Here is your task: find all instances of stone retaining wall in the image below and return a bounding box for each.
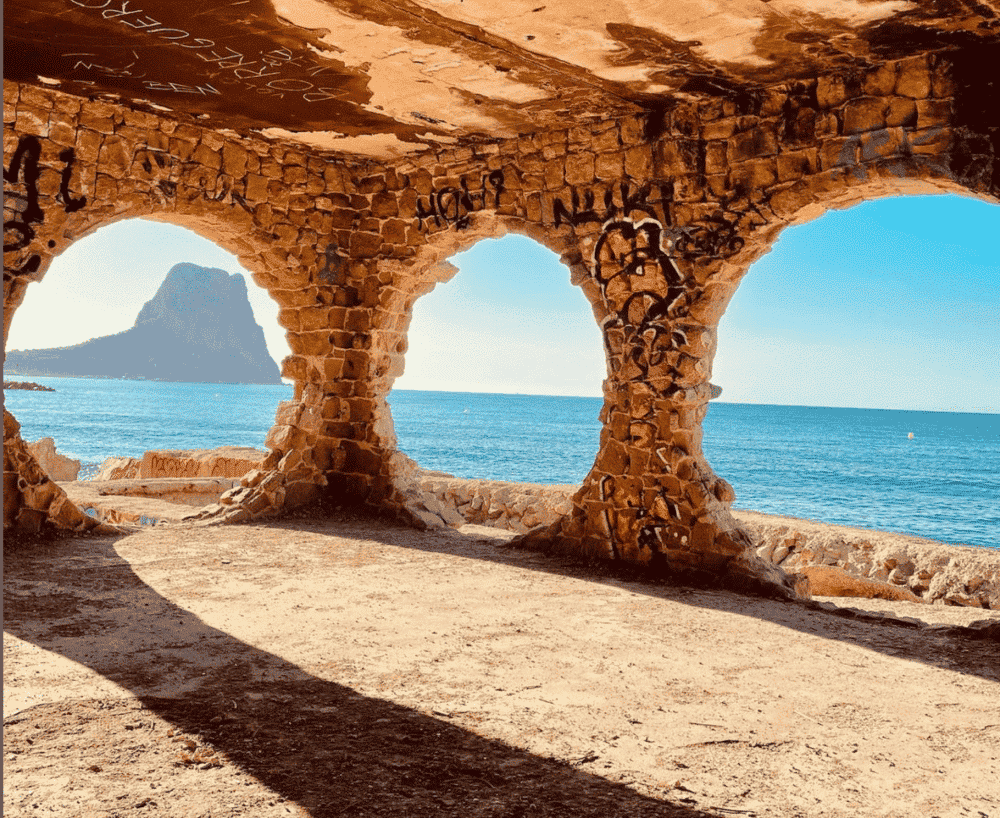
[416,472,575,533]
[735,511,999,609]
[411,475,998,608]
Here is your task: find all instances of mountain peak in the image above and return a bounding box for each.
[5,264,282,384]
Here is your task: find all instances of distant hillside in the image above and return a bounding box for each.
[5,263,282,384]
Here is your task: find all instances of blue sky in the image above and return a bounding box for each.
[6,194,998,413]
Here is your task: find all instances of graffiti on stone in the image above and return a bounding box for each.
[593,217,690,389]
[65,1,350,103]
[552,182,668,228]
[553,181,755,262]
[210,177,254,214]
[414,171,505,230]
[4,135,88,280]
[590,215,701,563]
[668,211,745,261]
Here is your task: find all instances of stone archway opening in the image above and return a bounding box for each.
[376,228,607,533]
[705,191,999,553]
[4,217,293,526]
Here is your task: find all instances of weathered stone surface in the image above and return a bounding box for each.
[26,437,80,482]
[795,565,924,602]
[139,447,269,480]
[740,511,999,608]
[94,457,141,481]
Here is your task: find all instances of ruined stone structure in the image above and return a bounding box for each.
[4,0,998,595]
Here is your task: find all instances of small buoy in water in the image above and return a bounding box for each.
[908,432,915,440]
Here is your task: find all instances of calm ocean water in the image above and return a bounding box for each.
[5,377,998,549]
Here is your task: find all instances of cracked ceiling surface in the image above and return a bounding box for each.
[5,0,999,158]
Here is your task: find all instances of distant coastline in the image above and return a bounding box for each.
[4,371,289,386]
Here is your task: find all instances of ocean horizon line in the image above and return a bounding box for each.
[10,375,996,416]
[390,387,998,416]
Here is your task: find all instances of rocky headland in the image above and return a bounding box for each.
[4,263,281,384]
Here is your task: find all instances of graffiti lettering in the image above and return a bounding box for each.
[4,136,88,280]
[414,171,505,231]
[65,0,340,104]
[554,182,763,262]
[57,149,88,213]
[552,182,668,228]
[590,215,697,559]
[142,80,220,95]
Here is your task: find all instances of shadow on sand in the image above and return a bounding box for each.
[5,526,731,818]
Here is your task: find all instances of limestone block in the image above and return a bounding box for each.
[819,136,859,170]
[776,150,816,182]
[27,437,80,482]
[885,97,917,128]
[624,145,652,179]
[863,63,897,97]
[859,128,906,162]
[915,98,952,129]
[930,58,957,98]
[842,97,887,135]
[565,152,595,185]
[94,457,141,480]
[728,125,778,162]
[895,55,931,99]
[908,126,951,156]
[799,565,923,602]
[816,75,848,109]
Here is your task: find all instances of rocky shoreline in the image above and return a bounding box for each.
[3,380,54,391]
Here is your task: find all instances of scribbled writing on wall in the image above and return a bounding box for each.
[553,182,760,262]
[591,215,698,563]
[4,136,87,280]
[66,0,348,103]
[593,218,689,395]
[316,243,361,306]
[415,171,506,230]
[552,182,669,228]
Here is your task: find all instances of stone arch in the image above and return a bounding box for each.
[3,88,350,533]
[328,210,600,523]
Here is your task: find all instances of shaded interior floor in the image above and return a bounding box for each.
[4,514,999,818]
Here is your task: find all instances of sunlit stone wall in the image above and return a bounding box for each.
[4,52,995,594]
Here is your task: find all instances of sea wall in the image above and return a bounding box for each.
[413,475,998,608]
[735,510,999,609]
[417,472,575,533]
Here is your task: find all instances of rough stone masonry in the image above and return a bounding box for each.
[4,31,999,596]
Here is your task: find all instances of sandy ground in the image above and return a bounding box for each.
[4,512,999,818]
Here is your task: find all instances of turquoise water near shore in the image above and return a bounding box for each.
[5,377,998,549]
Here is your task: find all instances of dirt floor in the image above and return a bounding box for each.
[4,511,999,818]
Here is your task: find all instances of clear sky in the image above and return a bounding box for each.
[6,194,998,413]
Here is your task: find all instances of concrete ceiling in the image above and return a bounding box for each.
[5,0,999,158]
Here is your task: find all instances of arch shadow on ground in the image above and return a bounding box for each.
[5,526,734,818]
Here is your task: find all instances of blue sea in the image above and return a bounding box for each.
[4,377,998,550]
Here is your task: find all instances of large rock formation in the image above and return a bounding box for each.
[26,437,80,482]
[5,264,281,385]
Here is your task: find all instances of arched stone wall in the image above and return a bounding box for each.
[4,49,997,594]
